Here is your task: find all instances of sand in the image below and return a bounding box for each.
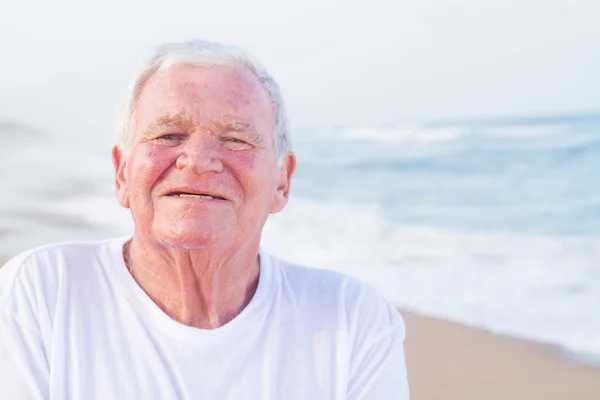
[401,310,600,400]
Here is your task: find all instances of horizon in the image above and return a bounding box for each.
[3,109,600,139]
[2,0,599,142]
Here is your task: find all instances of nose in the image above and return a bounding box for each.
[175,135,224,174]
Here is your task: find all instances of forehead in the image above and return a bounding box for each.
[135,63,274,131]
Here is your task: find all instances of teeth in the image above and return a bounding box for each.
[178,194,214,199]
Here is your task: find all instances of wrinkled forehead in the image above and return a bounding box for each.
[134,63,275,136]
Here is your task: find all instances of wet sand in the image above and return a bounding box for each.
[402,310,600,399]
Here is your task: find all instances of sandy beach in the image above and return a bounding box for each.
[2,257,599,399]
[402,310,600,399]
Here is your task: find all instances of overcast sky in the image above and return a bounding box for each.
[1,0,599,142]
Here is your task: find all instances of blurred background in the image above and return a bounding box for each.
[1,0,600,397]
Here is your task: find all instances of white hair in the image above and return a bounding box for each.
[115,40,291,159]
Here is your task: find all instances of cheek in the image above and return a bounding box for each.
[129,147,175,196]
[228,151,277,197]
[231,149,258,170]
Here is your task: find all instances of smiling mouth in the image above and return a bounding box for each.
[166,192,227,200]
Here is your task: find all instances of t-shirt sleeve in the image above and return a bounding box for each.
[0,256,49,400]
[346,285,410,399]
[0,312,49,399]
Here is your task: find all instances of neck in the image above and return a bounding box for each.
[124,236,260,329]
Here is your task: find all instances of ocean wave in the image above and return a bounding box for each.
[262,197,600,357]
[318,115,600,151]
[338,126,467,144]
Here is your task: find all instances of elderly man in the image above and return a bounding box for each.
[0,40,409,399]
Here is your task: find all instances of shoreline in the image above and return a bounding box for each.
[401,310,600,399]
[560,349,600,369]
[403,308,600,369]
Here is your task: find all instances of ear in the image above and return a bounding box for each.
[269,152,296,214]
[112,146,130,209]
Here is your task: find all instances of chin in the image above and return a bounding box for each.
[165,233,222,249]
[154,223,226,249]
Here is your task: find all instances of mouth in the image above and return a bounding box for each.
[166,191,227,201]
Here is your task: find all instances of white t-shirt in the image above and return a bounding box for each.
[0,237,409,399]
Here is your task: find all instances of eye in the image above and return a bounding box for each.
[152,133,184,146]
[222,136,253,150]
[226,137,247,144]
[158,134,180,141]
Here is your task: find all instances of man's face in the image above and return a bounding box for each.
[112,64,295,249]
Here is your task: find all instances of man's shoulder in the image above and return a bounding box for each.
[269,253,362,293]
[0,237,126,307]
[265,252,398,317]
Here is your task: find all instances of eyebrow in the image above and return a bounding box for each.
[142,114,263,142]
[219,119,252,132]
[217,118,263,143]
[145,114,198,134]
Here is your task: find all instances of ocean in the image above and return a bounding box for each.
[1,114,599,362]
